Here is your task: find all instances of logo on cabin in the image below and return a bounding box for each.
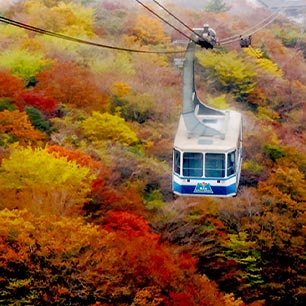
[194,182,213,193]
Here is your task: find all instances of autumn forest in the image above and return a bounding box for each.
[0,0,306,305]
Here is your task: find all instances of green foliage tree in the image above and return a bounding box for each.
[155,205,239,289]
[275,26,303,48]
[0,24,28,44]
[0,99,16,112]
[0,49,52,80]
[224,232,264,299]
[25,106,52,134]
[264,144,286,162]
[205,0,231,12]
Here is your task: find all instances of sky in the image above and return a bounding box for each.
[246,0,262,7]
[0,0,19,12]
[0,0,266,12]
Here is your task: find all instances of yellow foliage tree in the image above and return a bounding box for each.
[0,147,96,215]
[89,52,136,76]
[81,111,139,145]
[128,14,170,46]
[24,0,95,37]
[259,162,306,203]
[243,48,283,77]
[207,94,230,109]
[197,51,256,100]
[111,81,131,97]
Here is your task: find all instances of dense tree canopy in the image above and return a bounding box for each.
[0,0,305,305]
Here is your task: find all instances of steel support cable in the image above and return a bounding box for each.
[220,8,285,45]
[0,15,185,54]
[146,0,286,47]
[134,0,198,44]
[219,9,282,43]
[136,0,286,48]
[150,0,203,40]
[219,2,288,44]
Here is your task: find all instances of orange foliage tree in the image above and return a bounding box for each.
[0,209,246,306]
[47,145,101,170]
[124,14,170,46]
[0,110,46,145]
[34,62,109,111]
[0,70,25,98]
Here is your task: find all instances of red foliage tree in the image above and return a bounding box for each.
[103,210,159,240]
[15,90,59,113]
[85,169,146,221]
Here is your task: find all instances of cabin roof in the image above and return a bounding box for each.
[174,109,242,152]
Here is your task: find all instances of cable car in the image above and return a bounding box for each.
[240,35,252,48]
[172,36,242,197]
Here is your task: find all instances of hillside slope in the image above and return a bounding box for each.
[0,0,305,305]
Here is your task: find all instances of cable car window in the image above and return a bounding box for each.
[183,152,203,177]
[227,151,236,176]
[173,149,181,175]
[205,153,225,177]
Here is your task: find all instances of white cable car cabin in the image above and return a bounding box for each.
[172,35,242,197]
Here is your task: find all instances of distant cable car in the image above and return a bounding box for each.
[240,35,252,48]
[172,34,243,197]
